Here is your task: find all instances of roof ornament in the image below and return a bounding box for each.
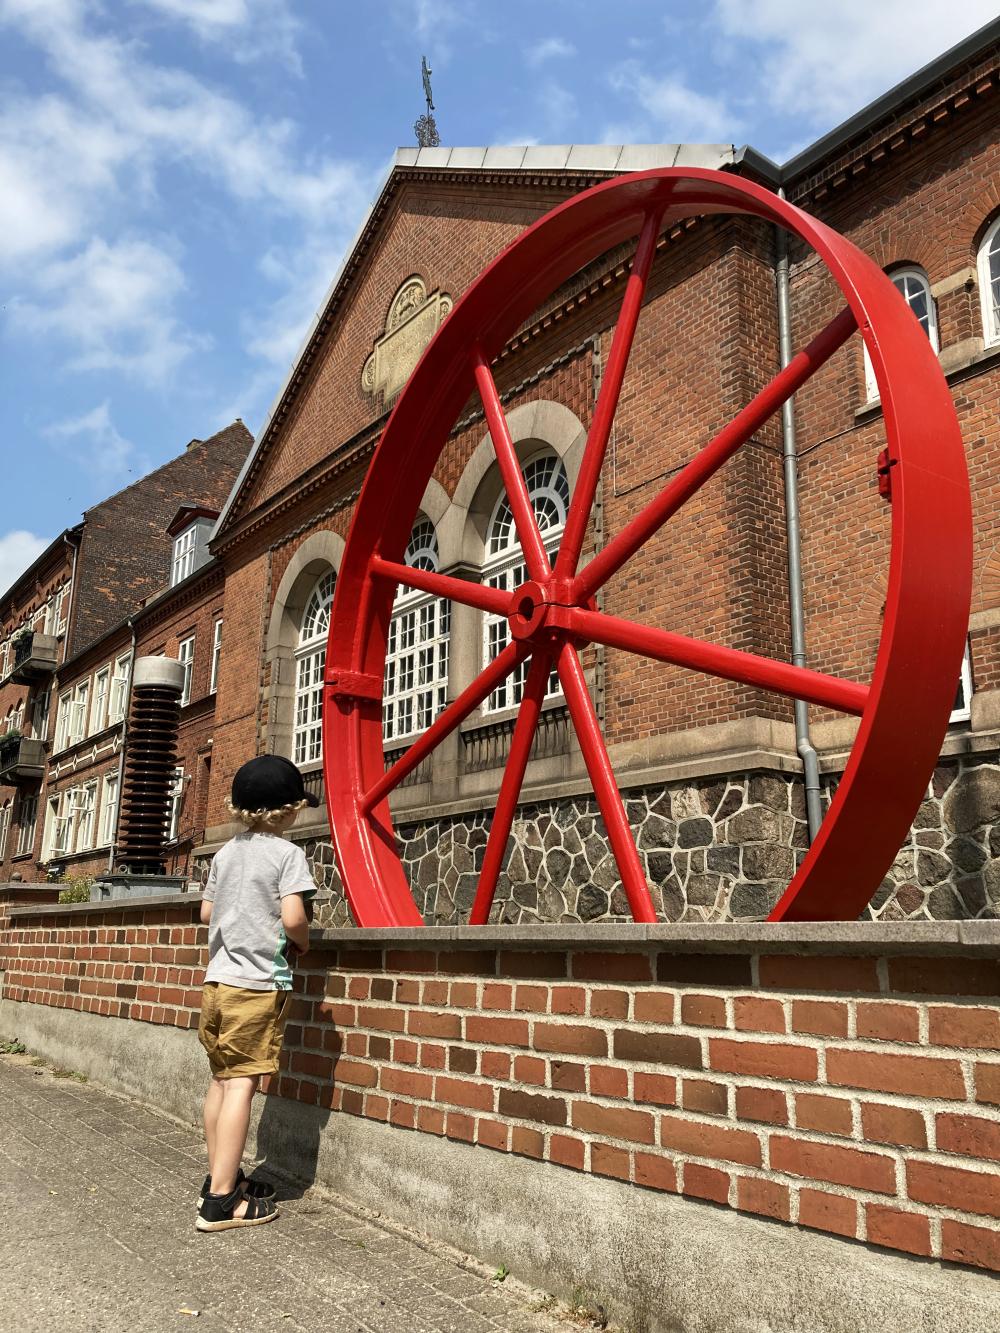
[414,55,440,147]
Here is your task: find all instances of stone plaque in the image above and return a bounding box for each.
[362,276,453,404]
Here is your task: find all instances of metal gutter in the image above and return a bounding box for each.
[774,193,822,841]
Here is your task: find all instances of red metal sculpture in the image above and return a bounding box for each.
[323,168,971,928]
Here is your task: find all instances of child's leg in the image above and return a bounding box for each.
[203,1076,225,1174]
[209,1075,259,1197]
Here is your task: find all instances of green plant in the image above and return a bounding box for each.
[493,1264,509,1283]
[58,876,93,904]
[0,1038,26,1055]
[0,728,23,744]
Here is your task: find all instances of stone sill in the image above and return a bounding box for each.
[9,897,997,955]
[307,921,1000,956]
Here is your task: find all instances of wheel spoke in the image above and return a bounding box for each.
[472,348,552,582]
[361,641,530,812]
[371,555,510,616]
[469,650,552,925]
[575,305,858,601]
[556,207,663,578]
[556,642,657,923]
[563,605,868,715]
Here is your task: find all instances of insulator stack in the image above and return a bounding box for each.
[117,657,184,875]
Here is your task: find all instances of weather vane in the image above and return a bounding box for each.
[414,54,441,147]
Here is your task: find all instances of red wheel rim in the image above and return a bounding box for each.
[323,168,972,928]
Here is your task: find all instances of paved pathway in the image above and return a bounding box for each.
[0,1055,583,1333]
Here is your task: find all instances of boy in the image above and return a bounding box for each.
[196,754,320,1232]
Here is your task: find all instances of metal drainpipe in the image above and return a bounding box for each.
[775,193,823,842]
[106,616,138,871]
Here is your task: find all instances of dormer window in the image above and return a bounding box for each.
[167,507,219,587]
[172,526,198,584]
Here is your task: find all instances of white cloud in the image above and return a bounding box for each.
[0,531,50,597]
[607,62,739,142]
[43,401,147,481]
[0,0,372,395]
[131,0,303,71]
[526,36,576,67]
[12,237,205,383]
[712,0,998,125]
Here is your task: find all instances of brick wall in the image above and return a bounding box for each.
[3,903,998,1275]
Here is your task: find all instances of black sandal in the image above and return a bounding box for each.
[196,1185,278,1232]
[198,1167,275,1205]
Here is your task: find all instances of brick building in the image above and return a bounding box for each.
[0,423,252,884]
[193,22,1000,927]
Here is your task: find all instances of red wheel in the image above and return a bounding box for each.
[323,168,971,927]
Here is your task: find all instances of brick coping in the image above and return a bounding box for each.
[5,895,999,955]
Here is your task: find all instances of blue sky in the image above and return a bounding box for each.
[1,0,996,591]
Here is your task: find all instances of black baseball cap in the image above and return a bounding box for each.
[231,755,320,811]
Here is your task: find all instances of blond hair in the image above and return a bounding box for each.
[227,797,307,830]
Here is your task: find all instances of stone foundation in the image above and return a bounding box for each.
[284,754,1000,927]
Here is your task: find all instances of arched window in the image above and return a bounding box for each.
[978,216,1000,347]
[383,518,450,743]
[293,570,335,765]
[483,452,570,713]
[864,266,939,400]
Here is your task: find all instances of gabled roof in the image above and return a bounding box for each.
[211,143,734,543]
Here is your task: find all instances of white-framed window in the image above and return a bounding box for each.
[294,570,335,765]
[210,619,223,694]
[168,766,185,841]
[32,686,51,742]
[109,652,131,724]
[70,680,89,746]
[951,642,974,724]
[99,773,119,847]
[90,666,110,735]
[483,452,569,713]
[0,802,10,859]
[383,519,450,744]
[56,582,70,636]
[978,215,1000,347]
[171,526,197,585]
[74,782,97,852]
[16,792,37,857]
[0,640,8,679]
[54,690,72,752]
[178,634,195,707]
[46,792,69,858]
[9,701,23,735]
[864,267,939,401]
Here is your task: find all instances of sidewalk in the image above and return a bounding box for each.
[0,1055,585,1333]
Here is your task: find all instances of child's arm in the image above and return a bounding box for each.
[281,892,310,956]
[199,898,213,926]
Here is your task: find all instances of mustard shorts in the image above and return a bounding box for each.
[198,982,291,1080]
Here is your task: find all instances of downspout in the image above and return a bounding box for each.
[107,616,138,872]
[775,193,823,841]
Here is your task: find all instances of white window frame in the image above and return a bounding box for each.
[99,773,119,847]
[294,571,336,765]
[978,215,1000,348]
[54,690,72,752]
[383,519,450,744]
[48,792,70,858]
[69,680,89,746]
[16,792,37,857]
[950,642,974,724]
[171,526,197,586]
[178,634,195,707]
[483,452,570,714]
[168,766,185,841]
[864,267,939,401]
[32,686,51,742]
[0,802,10,859]
[90,666,110,735]
[56,582,70,636]
[74,781,97,853]
[210,619,223,694]
[109,652,132,724]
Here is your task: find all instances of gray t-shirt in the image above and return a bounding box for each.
[203,832,316,991]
